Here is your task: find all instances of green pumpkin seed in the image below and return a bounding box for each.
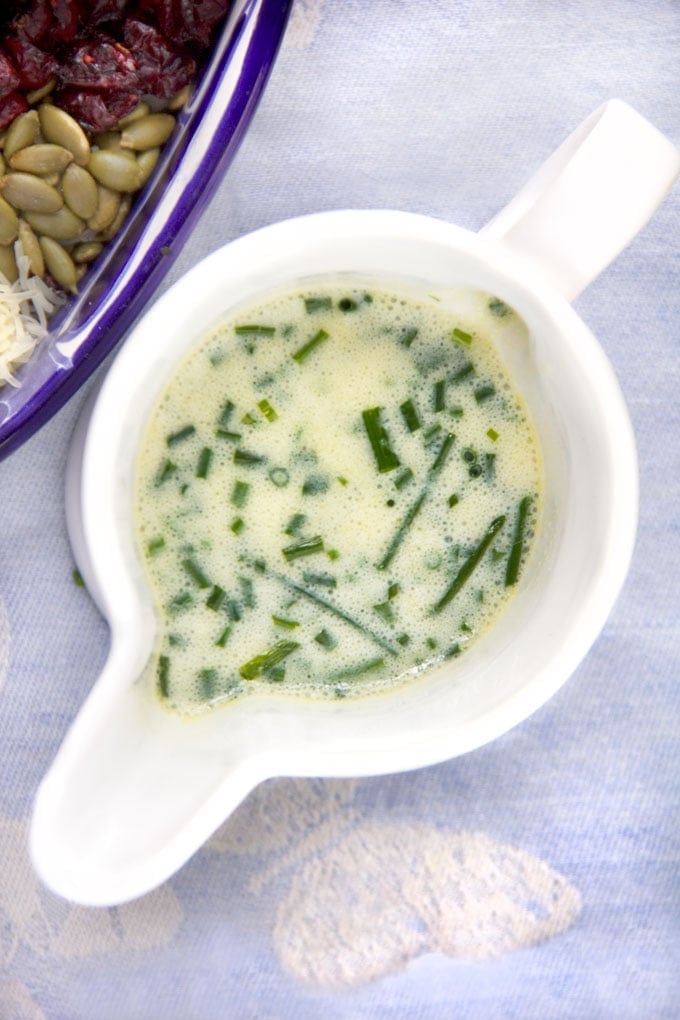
[0,243,18,284]
[116,102,151,129]
[0,172,64,213]
[39,236,78,293]
[93,131,123,151]
[9,143,74,175]
[136,147,160,186]
[17,218,45,277]
[4,110,39,161]
[98,194,131,241]
[87,184,120,232]
[120,113,176,152]
[62,163,99,220]
[25,206,85,241]
[168,85,191,112]
[88,149,143,192]
[0,195,19,246]
[26,78,56,106]
[38,104,90,166]
[72,240,103,264]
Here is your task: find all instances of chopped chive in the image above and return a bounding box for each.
[302,474,330,495]
[484,453,496,480]
[72,568,85,587]
[394,468,414,490]
[157,655,170,697]
[337,476,348,487]
[238,575,255,608]
[491,548,505,562]
[226,599,242,622]
[451,362,474,383]
[362,407,401,473]
[378,432,455,570]
[206,585,226,611]
[231,480,250,508]
[239,639,300,680]
[373,601,395,623]
[452,327,473,346]
[388,582,400,599]
[167,424,195,447]
[215,626,232,648]
[328,657,384,681]
[303,572,337,588]
[450,405,464,418]
[304,296,332,313]
[196,447,213,479]
[423,423,442,447]
[155,459,177,486]
[215,429,242,442]
[426,637,437,650]
[198,668,218,699]
[327,549,340,561]
[283,535,324,561]
[488,297,510,317]
[400,398,421,433]
[396,633,410,646]
[272,615,300,629]
[444,642,462,659]
[269,467,290,487]
[182,557,211,589]
[474,384,496,403]
[234,324,276,335]
[218,399,235,428]
[267,666,286,682]
[284,512,307,536]
[292,328,330,363]
[258,398,278,422]
[315,629,337,650]
[147,536,166,556]
[233,449,266,466]
[338,297,358,312]
[505,496,532,586]
[168,591,194,614]
[400,327,418,347]
[448,493,459,508]
[168,633,186,647]
[241,411,258,425]
[230,517,245,534]
[433,515,506,612]
[487,427,499,441]
[434,379,446,412]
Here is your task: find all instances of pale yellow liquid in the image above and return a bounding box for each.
[134,281,542,715]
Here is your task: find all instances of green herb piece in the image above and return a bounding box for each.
[241,411,258,426]
[450,405,464,418]
[226,599,242,622]
[451,361,474,383]
[505,496,532,586]
[373,601,395,624]
[388,582,400,599]
[72,568,85,588]
[167,424,195,447]
[147,536,166,556]
[239,639,300,680]
[218,399,235,427]
[168,591,194,614]
[196,447,213,479]
[238,575,255,608]
[434,379,446,412]
[233,448,266,466]
[484,453,496,480]
[258,398,278,422]
[198,668,218,699]
[303,572,337,588]
[267,666,286,682]
[423,423,442,447]
[328,657,385,681]
[394,468,414,490]
[269,467,290,487]
[304,296,332,313]
[206,585,226,611]
[182,557,211,589]
[397,633,410,646]
[488,297,510,317]
[433,515,506,612]
[234,324,276,336]
[157,655,170,698]
[444,642,462,659]
[474,384,496,403]
[338,297,358,312]
[283,535,324,561]
[155,459,177,486]
[426,637,437,650]
[231,480,250,508]
[378,432,455,570]
[230,517,245,534]
[491,548,506,562]
[400,327,418,348]
[215,429,241,442]
[452,327,473,346]
[272,615,300,629]
[487,427,499,442]
[168,633,186,648]
[315,629,337,651]
[292,328,330,364]
[284,512,307,536]
[448,493,459,508]
[337,476,348,487]
[327,549,340,561]
[400,398,421,433]
[215,626,232,647]
[362,407,401,473]
[302,474,330,495]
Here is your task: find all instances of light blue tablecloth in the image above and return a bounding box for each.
[1,1,678,1017]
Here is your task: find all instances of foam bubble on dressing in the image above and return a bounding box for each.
[134,280,543,714]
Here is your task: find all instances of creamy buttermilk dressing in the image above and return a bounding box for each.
[134,280,542,715]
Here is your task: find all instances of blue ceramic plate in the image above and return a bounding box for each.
[0,0,292,461]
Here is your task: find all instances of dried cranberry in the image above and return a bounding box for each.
[58,37,138,91]
[139,0,230,48]
[50,0,80,44]
[10,2,53,47]
[0,51,21,101]
[0,90,29,130]
[123,19,195,97]
[58,85,139,132]
[5,37,59,89]
[85,0,129,27]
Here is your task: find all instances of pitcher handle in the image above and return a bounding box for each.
[480,99,680,301]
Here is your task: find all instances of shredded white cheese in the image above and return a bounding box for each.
[0,242,63,388]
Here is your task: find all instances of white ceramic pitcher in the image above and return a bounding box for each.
[30,100,679,906]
